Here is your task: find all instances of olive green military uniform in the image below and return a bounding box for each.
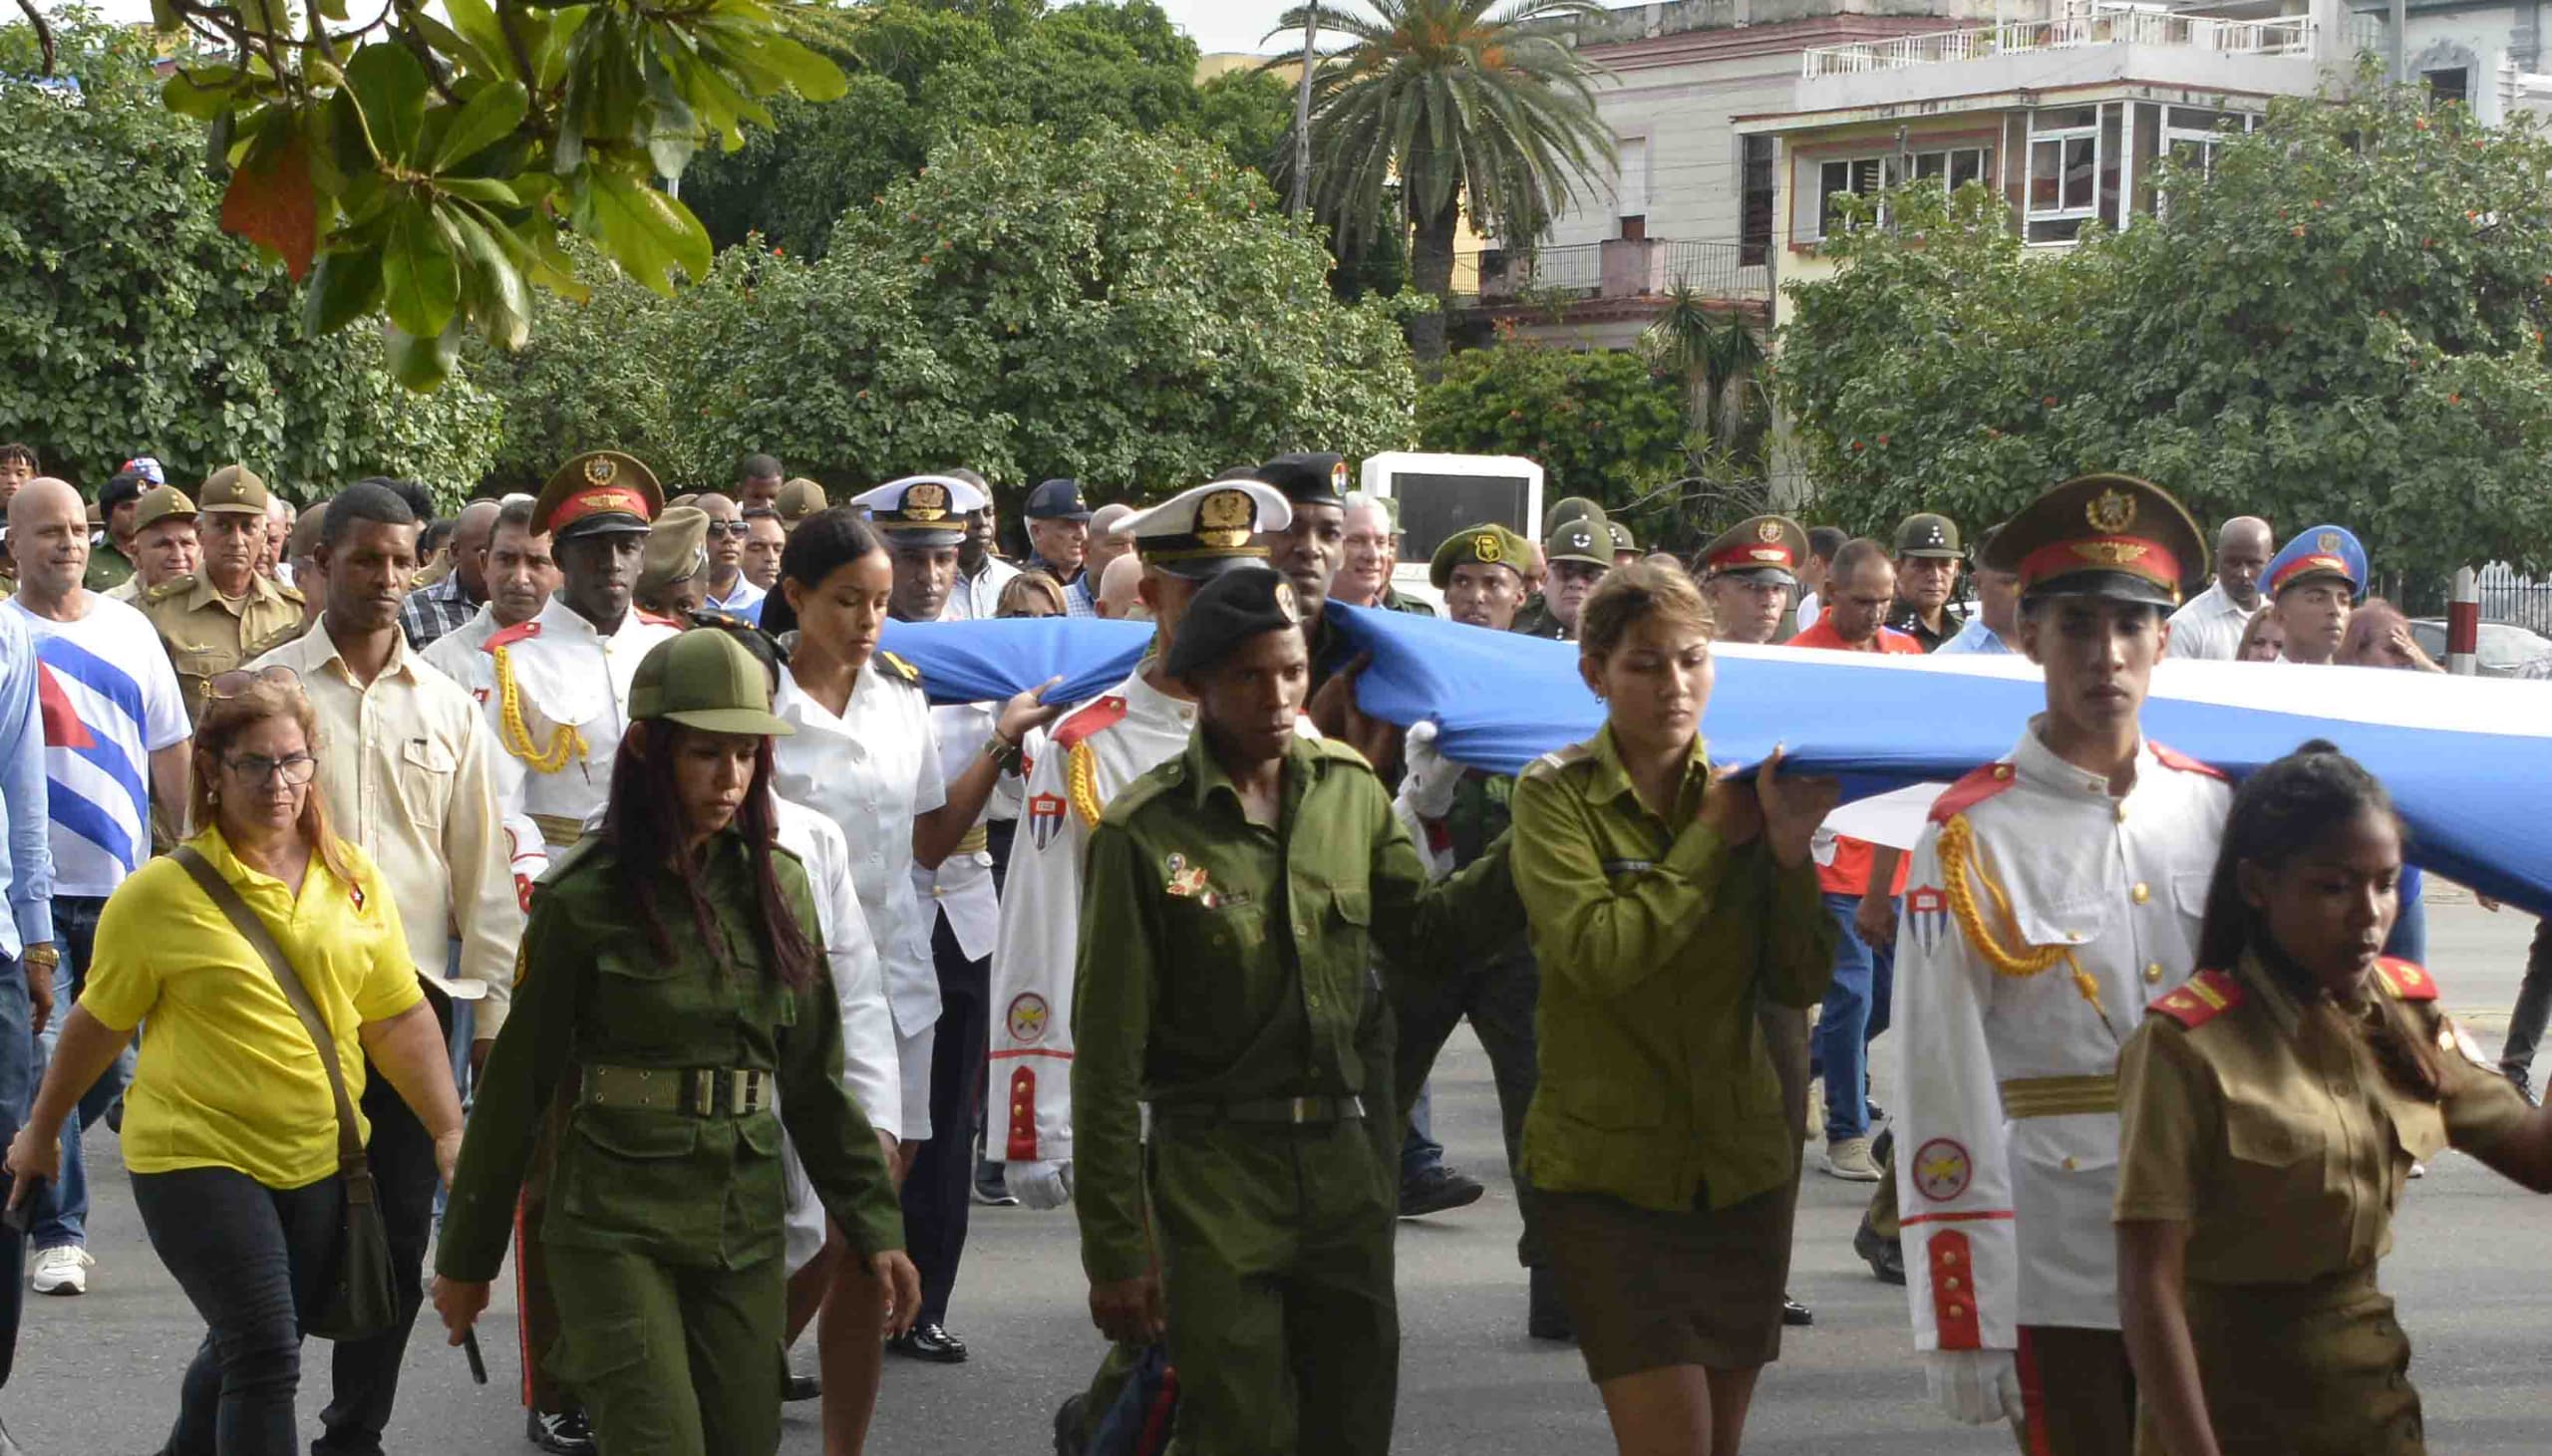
[1509,727,1835,1380]
[438,830,903,1456]
[84,540,134,591]
[138,465,304,718]
[2114,956,2532,1456]
[1377,584,1437,617]
[1073,730,1525,1456]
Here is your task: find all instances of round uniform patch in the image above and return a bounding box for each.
[2085,486,2136,534]
[1006,993,1051,1045]
[1912,1138,1974,1202]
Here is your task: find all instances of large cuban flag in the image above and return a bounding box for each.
[878,605,2552,916]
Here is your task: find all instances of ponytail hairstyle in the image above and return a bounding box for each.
[2192,739,2439,1099]
[757,506,885,640]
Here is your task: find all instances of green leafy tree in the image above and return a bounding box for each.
[479,126,1418,502]
[1777,79,2552,582]
[1280,0,1615,363]
[1,15,495,501]
[63,0,862,389]
[1415,333,1688,542]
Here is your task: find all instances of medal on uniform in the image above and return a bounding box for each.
[1028,791,1068,851]
[1904,885,1950,955]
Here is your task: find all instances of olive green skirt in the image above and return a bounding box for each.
[2136,1268,2422,1456]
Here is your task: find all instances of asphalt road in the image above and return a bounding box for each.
[9,893,2549,1454]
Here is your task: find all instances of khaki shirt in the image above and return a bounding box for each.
[139,570,305,719]
[1072,729,1524,1284]
[1510,726,1833,1215]
[250,617,522,1038]
[2113,955,2531,1286]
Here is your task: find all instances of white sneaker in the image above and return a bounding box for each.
[30,1245,92,1296]
[1822,1136,1883,1182]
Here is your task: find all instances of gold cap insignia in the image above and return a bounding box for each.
[1272,577,1302,624]
[2318,530,2343,553]
[905,481,949,520]
[584,456,617,486]
[2086,487,2136,534]
[1472,531,1503,564]
[1196,488,1253,548]
[1755,519,1782,543]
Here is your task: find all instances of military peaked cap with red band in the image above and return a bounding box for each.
[534,450,663,542]
[1982,473,2205,609]
[1699,513,1808,584]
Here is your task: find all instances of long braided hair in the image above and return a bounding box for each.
[2192,740,2440,1100]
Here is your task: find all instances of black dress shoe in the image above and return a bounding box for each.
[888,1321,970,1363]
[1782,1294,1814,1326]
[1398,1164,1485,1219]
[1053,1392,1090,1456]
[526,1408,595,1456]
[783,1372,821,1402]
[1854,1218,1906,1287]
[1526,1266,1576,1343]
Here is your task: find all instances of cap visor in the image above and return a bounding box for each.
[1898,548,1962,560]
[1718,566,1797,586]
[2024,570,2179,608]
[881,528,969,548]
[555,514,653,541]
[1148,553,1269,581]
[661,708,795,736]
[201,503,267,515]
[1031,508,1094,522]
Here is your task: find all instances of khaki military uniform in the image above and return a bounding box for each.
[437,830,904,1456]
[1074,730,1524,1456]
[137,571,305,719]
[2113,956,2532,1456]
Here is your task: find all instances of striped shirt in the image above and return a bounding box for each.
[7,595,188,897]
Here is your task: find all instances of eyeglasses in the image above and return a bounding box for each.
[224,752,318,786]
[705,521,751,539]
[206,665,302,700]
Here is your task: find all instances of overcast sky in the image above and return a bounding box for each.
[40,0,1320,54]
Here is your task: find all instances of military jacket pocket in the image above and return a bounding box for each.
[399,736,458,829]
[2225,1101,2323,1167]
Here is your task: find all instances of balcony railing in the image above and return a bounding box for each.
[1456,239,1770,308]
[1800,12,2317,78]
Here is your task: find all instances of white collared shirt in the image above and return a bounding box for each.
[773,662,947,1037]
[942,556,1023,622]
[913,701,1000,962]
[253,615,523,1034]
[2163,582,2260,661]
[707,574,766,620]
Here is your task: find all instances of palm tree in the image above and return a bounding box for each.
[1641,285,1765,451]
[1273,0,1615,364]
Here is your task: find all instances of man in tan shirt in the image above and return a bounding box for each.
[137,464,303,716]
[247,480,520,1454]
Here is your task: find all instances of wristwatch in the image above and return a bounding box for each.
[983,729,1026,776]
[22,943,57,972]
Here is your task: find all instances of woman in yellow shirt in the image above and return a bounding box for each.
[3,668,462,1456]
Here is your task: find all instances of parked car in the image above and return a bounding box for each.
[2408,618,2552,677]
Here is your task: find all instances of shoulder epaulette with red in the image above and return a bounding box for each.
[2150,741,2231,781]
[1052,695,1128,752]
[1928,761,2019,824]
[637,610,684,630]
[484,619,541,652]
[2148,968,2244,1029]
[2375,957,2439,1002]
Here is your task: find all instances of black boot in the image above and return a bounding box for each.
[1398,1164,1485,1219]
[526,1408,595,1456]
[1053,1393,1090,1456]
[1782,1294,1814,1326]
[1527,1266,1575,1342]
[1854,1216,1906,1286]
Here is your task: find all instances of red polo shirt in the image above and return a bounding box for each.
[1786,620,1923,897]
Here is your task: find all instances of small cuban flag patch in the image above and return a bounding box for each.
[1905,885,1949,955]
[1028,791,1068,852]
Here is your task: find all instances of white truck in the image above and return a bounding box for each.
[1356,451,1545,613]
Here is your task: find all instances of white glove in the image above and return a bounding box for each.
[1925,1348,2020,1426]
[1006,1159,1074,1211]
[1401,720,1461,821]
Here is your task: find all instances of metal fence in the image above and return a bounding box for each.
[1454,238,1771,307]
[2475,563,2552,634]
[1801,12,2316,77]
[1657,241,1771,300]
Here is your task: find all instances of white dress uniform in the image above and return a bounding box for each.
[1892,728,2230,1358]
[775,796,901,1274]
[423,603,501,701]
[914,701,1000,964]
[479,596,681,887]
[772,653,946,1141]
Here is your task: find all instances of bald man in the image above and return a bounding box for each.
[402,499,499,650]
[1095,550,1146,621]
[1085,502,1137,586]
[2164,516,2273,660]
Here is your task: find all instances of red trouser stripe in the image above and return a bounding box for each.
[2016,1326,2054,1456]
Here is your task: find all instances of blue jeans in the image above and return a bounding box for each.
[2384,865,2426,964]
[0,949,30,1385]
[1399,1084,1441,1180]
[1811,893,1896,1144]
[31,896,136,1251]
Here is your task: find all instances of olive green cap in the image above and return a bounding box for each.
[1608,519,1637,554]
[629,629,795,736]
[639,506,711,596]
[131,486,199,534]
[1543,495,1605,537]
[776,476,827,522]
[1429,522,1530,591]
[1894,511,1963,560]
[1545,513,1612,568]
[197,464,270,516]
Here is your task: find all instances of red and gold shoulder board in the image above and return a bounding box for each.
[637,610,684,630]
[484,619,542,652]
[2150,741,2230,781]
[2375,958,2439,1002]
[2148,968,2243,1029]
[1052,695,1128,752]
[1928,761,2019,825]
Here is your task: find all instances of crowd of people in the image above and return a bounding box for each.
[0,435,2542,1456]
